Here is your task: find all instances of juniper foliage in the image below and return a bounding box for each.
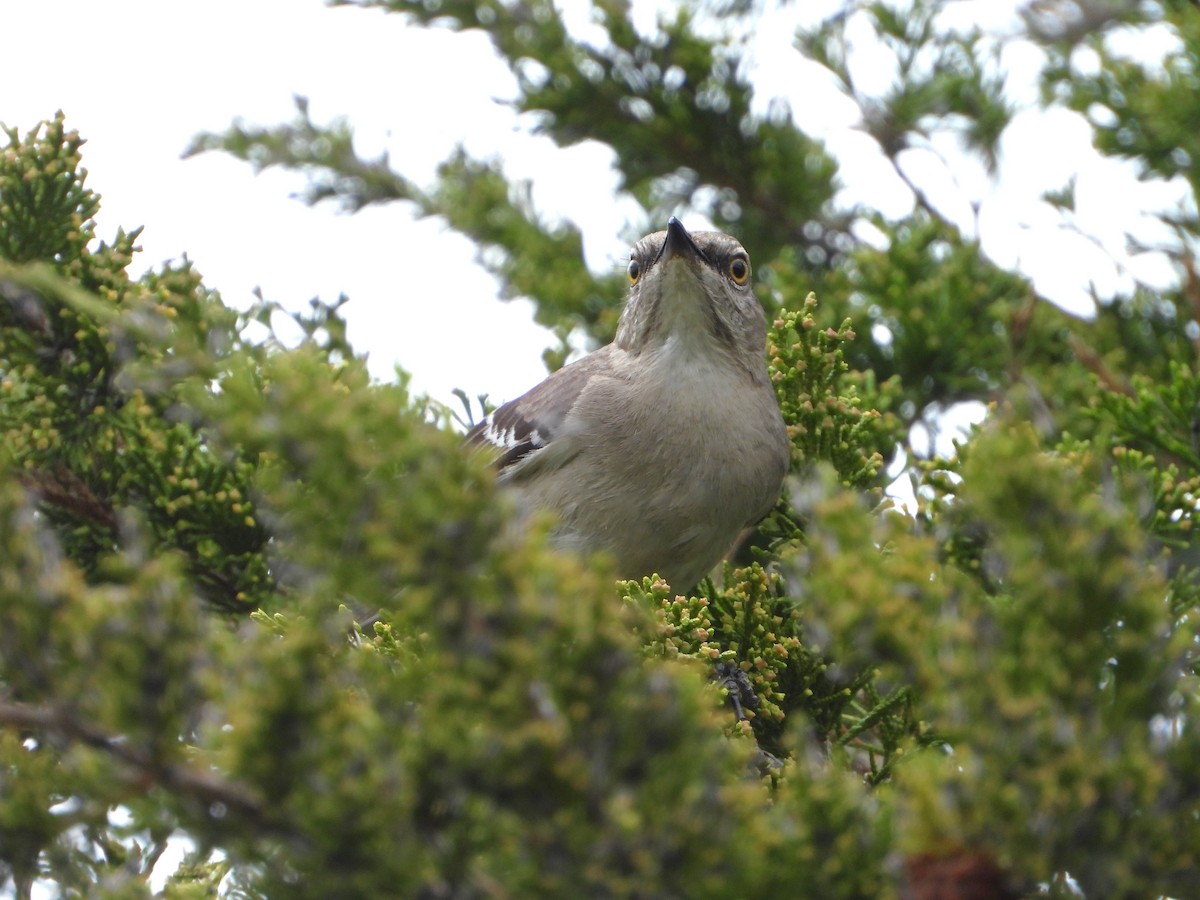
[4,1,1200,896]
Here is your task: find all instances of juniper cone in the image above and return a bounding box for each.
[469,217,789,588]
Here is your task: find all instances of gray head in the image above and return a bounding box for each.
[614,218,768,371]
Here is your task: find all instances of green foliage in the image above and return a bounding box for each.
[0,115,270,611]
[328,0,843,265]
[186,95,414,212]
[817,213,1051,417]
[901,422,1199,895]
[424,152,617,364]
[189,100,607,364]
[801,0,1014,169]
[0,111,897,898]
[766,291,901,488]
[5,0,1200,897]
[1088,357,1200,622]
[626,560,922,785]
[1045,1,1200,198]
[0,114,97,264]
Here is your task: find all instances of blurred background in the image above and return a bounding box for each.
[5,0,1189,424]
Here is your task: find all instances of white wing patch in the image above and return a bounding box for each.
[466,345,620,472]
[472,411,548,470]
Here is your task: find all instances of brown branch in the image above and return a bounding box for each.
[17,464,119,533]
[1181,247,1200,362]
[0,698,266,829]
[0,280,53,337]
[15,467,263,613]
[1068,333,1134,397]
[905,849,1021,900]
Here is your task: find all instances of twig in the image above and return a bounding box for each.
[17,465,119,533]
[1069,333,1134,396]
[0,698,267,829]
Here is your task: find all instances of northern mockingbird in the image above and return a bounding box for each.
[469,217,789,589]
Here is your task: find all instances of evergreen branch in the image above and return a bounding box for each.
[1069,333,1135,396]
[0,698,268,831]
[17,464,119,533]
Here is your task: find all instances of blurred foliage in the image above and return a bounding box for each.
[4,0,1200,896]
[0,115,270,611]
[814,213,1056,415]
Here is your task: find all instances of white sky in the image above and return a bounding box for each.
[3,0,1192,417]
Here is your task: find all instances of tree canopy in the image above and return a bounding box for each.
[2,1,1199,897]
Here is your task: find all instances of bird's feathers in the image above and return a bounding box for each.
[467,345,620,472]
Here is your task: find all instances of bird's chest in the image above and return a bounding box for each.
[597,352,765,502]
[520,342,786,586]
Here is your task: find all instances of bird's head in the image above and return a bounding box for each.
[615,217,768,367]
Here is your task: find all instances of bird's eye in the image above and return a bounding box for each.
[628,259,641,284]
[728,256,750,285]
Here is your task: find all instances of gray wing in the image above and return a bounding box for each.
[466,345,620,474]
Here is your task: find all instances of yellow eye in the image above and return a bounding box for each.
[728,256,750,285]
[628,259,640,283]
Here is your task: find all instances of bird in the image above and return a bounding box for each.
[468,217,789,590]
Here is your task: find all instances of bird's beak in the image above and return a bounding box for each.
[660,216,706,265]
